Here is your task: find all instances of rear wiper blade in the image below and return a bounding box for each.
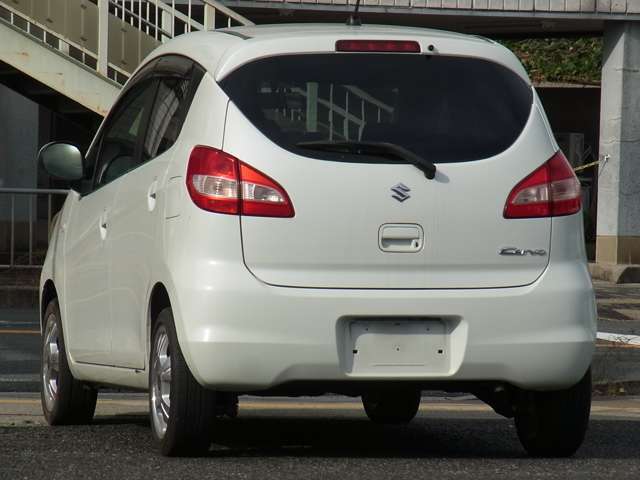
[296,141,436,180]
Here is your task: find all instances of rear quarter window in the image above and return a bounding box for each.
[219,53,533,164]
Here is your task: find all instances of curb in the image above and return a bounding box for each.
[593,343,640,385]
[589,262,640,284]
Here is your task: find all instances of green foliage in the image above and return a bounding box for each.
[499,37,602,85]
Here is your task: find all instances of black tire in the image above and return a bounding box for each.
[149,307,217,456]
[40,298,97,425]
[515,368,591,457]
[362,389,421,424]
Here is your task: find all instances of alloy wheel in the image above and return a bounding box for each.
[42,314,60,411]
[151,325,172,438]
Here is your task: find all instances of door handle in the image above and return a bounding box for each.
[378,224,424,253]
[99,211,108,240]
[147,179,158,212]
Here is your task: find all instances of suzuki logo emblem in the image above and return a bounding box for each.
[391,183,411,202]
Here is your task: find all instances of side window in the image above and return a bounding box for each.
[142,76,192,161]
[94,79,158,188]
[141,59,203,162]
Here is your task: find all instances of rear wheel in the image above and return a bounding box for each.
[149,307,217,456]
[362,389,421,424]
[41,298,97,425]
[514,368,591,457]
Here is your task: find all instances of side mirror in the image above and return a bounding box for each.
[39,142,84,181]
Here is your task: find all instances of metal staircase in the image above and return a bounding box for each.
[0,0,253,114]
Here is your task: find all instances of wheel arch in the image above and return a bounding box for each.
[146,279,203,388]
[41,279,58,332]
[148,282,172,349]
[149,281,171,321]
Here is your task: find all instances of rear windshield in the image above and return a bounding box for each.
[219,53,533,164]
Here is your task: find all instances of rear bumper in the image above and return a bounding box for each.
[173,259,596,392]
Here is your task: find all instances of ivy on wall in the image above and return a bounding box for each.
[499,37,602,85]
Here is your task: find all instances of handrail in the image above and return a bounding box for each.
[100,0,253,79]
[291,86,394,141]
[203,0,254,26]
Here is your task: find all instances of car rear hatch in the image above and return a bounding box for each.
[217,33,556,289]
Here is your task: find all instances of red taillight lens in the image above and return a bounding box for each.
[186,146,294,217]
[335,40,421,53]
[239,162,295,217]
[186,146,240,214]
[504,151,581,219]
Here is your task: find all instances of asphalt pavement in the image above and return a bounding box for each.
[1,394,640,479]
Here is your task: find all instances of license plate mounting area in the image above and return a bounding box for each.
[344,319,449,375]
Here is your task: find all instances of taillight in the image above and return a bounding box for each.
[186,146,240,214]
[335,40,421,53]
[186,146,294,217]
[504,151,581,219]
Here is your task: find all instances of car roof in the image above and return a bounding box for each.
[140,23,529,83]
[219,23,485,41]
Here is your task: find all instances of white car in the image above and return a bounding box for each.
[38,23,596,457]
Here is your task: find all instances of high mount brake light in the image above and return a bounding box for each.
[335,40,421,53]
[503,151,581,219]
[186,146,294,217]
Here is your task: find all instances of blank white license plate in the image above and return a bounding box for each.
[348,320,448,375]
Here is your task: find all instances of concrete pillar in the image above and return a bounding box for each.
[97,0,108,77]
[596,21,640,265]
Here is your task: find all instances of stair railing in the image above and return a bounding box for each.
[0,0,253,85]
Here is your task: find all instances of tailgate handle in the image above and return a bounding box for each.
[379,224,424,253]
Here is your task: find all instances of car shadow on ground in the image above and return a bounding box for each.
[93,413,149,427]
[90,414,640,459]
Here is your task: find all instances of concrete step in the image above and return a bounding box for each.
[593,345,640,385]
[0,286,38,309]
[0,268,40,287]
[0,269,40,309]
[590,262,640,284]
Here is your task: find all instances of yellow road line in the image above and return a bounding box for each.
[0,399,40,405]
[592,405,640,414]
[0,329,40,335]
[239,402,491,412]
[0,398,144,407]
[1,399,638,415]
[0,399,487,410]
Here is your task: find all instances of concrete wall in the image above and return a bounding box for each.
[0,83,39,262]
[597,21,640,264]
[0,83,39,192]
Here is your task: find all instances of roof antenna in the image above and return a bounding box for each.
[346,0,362,26]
